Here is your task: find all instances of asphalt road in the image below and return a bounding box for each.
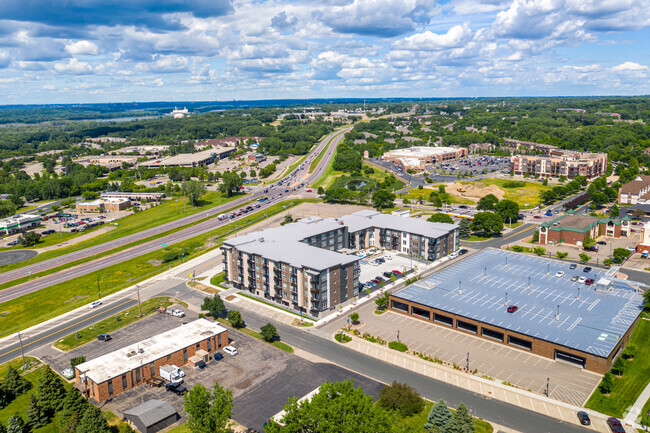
[0,250,38,266]
[460,223,538,249]
[0,128,350,304]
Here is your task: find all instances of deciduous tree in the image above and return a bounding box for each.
[378,381,424,417]
[201,295,226,317]
[182,180,206,206]
[372,189,395,210]
[470,212,503,235]
[227,310,243,328]
[260,323,278,342]
[184,383,233,433]
[476,194,498,211]
[427,213,454,224]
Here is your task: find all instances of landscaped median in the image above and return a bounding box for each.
[53,297,184,351]
[0,198,312,339]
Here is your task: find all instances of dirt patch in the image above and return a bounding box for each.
[234,372,263,390]
[64,295,88,304]
[188,282,220,294]
[147,259,163,267]
[448,182,505,202]
[225,295,236,301]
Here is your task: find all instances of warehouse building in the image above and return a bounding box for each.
[138,147,235,168]
[123,400,178,433]
[390,249,644,373]
[539,212,631,245]
[221,210,458,315]
[76,198,131,213]
[75,319,228,402]
[101,192,165,202]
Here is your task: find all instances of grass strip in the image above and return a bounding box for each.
[238,292,315,322]
[586,319,650,417]
[237,326,294,353]
[53,297,177,351]
[0,199,310,338]
[309,134,336,172]
[210,272,226,287]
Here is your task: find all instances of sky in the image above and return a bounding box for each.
[0,0,649,104]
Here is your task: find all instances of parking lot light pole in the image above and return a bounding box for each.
[397,330,400,343]
[504,292,508,306]
[546,378,549,396]
[466,352,469,372]
[528,276,531,288]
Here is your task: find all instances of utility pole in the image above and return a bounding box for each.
[17,332,26,370]
[136,285,142,317]
[97,275,101,298]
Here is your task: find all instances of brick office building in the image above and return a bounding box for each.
[538,213,631,245]
[75,319,228,402]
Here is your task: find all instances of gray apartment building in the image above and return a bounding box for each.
[221,210,458,315]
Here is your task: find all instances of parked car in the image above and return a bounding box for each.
[165,382,187,396]
[172,309,185,318]
[214,352,224,361]
[578,277,587,284]
[533,215,542,219]
[507,305,518,313]
[383,271,394,278]
[61,368,75,379]
[597,241,607,245]
[96,334,111,341]
[89,300,102,308]
[458,248,468,255]
[224,345,238,356]
[7,240,19,246]
[449,252,459,259]
[555,271,565,278]
[583,267,592,273]
[392,270,402,275]
[571,275,579,281]
[606,417,625,433]
[41,229,55,235]
[585,278,595,285]
[576,411,590,425]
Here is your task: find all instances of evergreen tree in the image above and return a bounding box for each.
[75,405,110,433]
[424,400,452,433]
[0,384,10,408]
[35,366,66,416]
[445,402,474,433]
[3,366,32,397]
[6,413,26,433]
[0,419,6,433]
[59,388,90,431]
[26,393,49,429]
[458,219,471,239]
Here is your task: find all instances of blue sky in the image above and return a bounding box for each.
[0,0,648,104]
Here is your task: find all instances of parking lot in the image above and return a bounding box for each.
[428,155,510,177]
[358,252,415,288]
[36,311,383,432]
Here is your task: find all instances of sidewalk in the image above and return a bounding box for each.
[624,381,650,425]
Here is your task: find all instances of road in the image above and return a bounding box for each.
[460,223,538,249]
[0,127,351,304]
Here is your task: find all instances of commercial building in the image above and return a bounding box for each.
[75,319,228,402]
[637,222,650,253]
[538,212,630,245]
[87,155,140,170]
[511,149,607,179]
[390,249,644,373]
[0,214,42,235]
[76,198,131,213]
[123,400,178,433]
[382,146,466,170]
[138,147,235,168]
[248,153,266,163]
[618,175,650,205]
[101,192,165,202]
[221,210,458,315]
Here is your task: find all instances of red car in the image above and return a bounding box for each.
[392,270,402,275]
[585,278,595,285]
[507,305,518,313]
[533,215,542,219]
[607,417,625,433]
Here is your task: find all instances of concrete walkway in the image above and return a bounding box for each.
[624,381,650,426]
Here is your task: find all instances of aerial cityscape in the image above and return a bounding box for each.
[0,1,649,433]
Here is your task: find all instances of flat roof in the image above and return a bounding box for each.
[139,147,235,167]
[393,249,644,358]
[76,319,226,383]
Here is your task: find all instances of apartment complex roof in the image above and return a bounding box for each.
[76,319,226,384]
[620,175,650,195]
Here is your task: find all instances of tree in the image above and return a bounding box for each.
[613,248,631,263]
[612,357,627,376]
[623,343,638,360]
[375,292,389,310]
[218,171,243,197]
[609,204,620,218]
[0,420,5,433]
[17,231,41,247]
[81,191,98,200]
[58,388,90,432]
[0,384,10,408]
[556,252,568,260]
[265,380,392,433]
[427,213,454,224]
[201,295,225,317]
[3,366,32,397]
[25,393,49,429]
[429,192,443,207]
[424,400,452,433]
[0,200,17,219]
[470,212,503,235]
[227,310,243,328]
[458,219,471,239]
[350,312,359,323]
[445,402,474,433]
[599,372,614,394]
[378,381,424,417]
[579,253,591,263]
[260,323,279,342]
[372,189,395,210]
[182,180,206,206]
[6,413,25,433]
[476,194,498,211]
[533,246,546,256]
[183,383,233,433]
[495,199,519,223]
[35,365,66,416]
[75,405,110,433]
[317,186,324,195]
[582,236,596,248]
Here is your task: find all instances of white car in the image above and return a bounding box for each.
[172,309,185,317]
[90,300,102,308]
[384,255,392,260]
[449,252,459,259]
[223,345,238,356]
[555,271,565,278]
[578,276,587,284]
[61,368,75,379]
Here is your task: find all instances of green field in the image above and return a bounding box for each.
[392,400,493,433]
[586,319,650,417]
[460,178,551,207]
[403,187,475,205]
[0,199,309,338]
[53,297,176,351]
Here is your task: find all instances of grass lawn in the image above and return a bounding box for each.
[464,234,496,242]
[168,423,191,433]
[309,134,336,172]
[0,199,310,338]
[392,400,493,433]
[403,187,475,205]
[586,319,650,417]
[638,397,650,427]
[238,292,313,322]
[210,272,226,287]
[0,366,58,431]
[0,356,41,377]
[459,178,551,208]
[54,297,176,351]
[237,326,294,353]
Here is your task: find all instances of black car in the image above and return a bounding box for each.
[383,271,394,278]
[577,411,590,425]
[606,417,625,433]
[166,382,187,396]
[97,334,112,341]
[458,248,468,255]
[214,352,223,361]
[583,267,592,273]
[375,258,385,264]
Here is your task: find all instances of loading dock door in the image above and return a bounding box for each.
[554,349,586,368]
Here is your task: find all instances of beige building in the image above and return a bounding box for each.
[76,198,131,213]
[618,175,650,205]
[511,149,607,179]
[382,146,466,170]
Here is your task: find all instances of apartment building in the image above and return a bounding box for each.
[511,149,607,179]
[618,175,650,205]
[221,210,458,315]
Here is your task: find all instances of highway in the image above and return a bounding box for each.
[0,127,351,304]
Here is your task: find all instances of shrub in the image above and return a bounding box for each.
[389,341,408,352]
[162,251,179,263]
[227,310,243,328]
[622,343,637,360]
[378,381,424,417]
[334,333,352,343]
[70,356,86,370]
[510,245,524,252]
[599,372,614,394]
[350,312,359,323]
[260,323,279,342]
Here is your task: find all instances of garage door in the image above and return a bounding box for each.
[554,349,586,368]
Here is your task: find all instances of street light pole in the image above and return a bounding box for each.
[97,275,101,299]
[136,285,142,317]
[17,332,26,370]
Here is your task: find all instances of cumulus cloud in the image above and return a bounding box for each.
[271,11,298,31]
[612,61,648,72]
[136,54,189,73]
[65,40,99,55]
[54,58,93,74]
[392,23,473,50]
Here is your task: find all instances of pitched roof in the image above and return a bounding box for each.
[619,175,650,195]
[123,400,176,426]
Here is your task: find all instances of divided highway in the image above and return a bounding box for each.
[0,127,351,304]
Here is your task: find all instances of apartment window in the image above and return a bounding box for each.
[122,374,127,389]
[196,343,200,351]
[183,348,188,362]
[135,368,141,383]
[207,339,212,352]
[167,354,172,361]
[256,265,260,271]
[108,379,113,396]
[150,362,155,377]
[217,336,222,348]
[282,264,287,271]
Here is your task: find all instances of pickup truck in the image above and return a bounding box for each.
[166,382,186,396]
